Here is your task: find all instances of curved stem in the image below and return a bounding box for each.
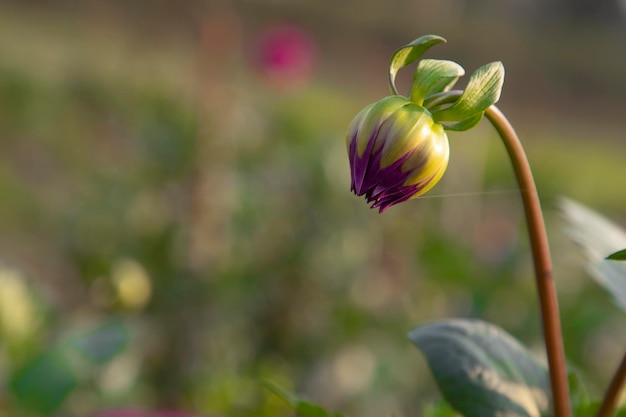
[484,105,571,417]
[595,349,626,417]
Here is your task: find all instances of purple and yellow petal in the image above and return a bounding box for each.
[346,95,450,212]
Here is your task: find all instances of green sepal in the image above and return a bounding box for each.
[432,61,505,122]
[388,35,447,96]
[442,112,483,132]
[423,90,462,112]
[607,248,626,260]
[411,59,465,105]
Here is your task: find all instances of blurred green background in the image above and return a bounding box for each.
[0,1,625,416]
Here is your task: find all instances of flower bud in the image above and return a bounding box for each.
[346,95,449,212]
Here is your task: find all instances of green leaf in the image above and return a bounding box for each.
[607,248,626,260]
[432,62,505,122]
[592,260,626,312]
[572,402,598,417]
[422,400,459,417]
[410,59,465,105]
[559,197,626,312]
[573,402,626,417]
[10,349,79,414]
[408,319,550,417]
[388,35,447,96]
[568,369,590,410]
[68,319,129,364]
[265,381,344,417]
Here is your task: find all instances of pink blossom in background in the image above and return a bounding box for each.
[253,24,317,89]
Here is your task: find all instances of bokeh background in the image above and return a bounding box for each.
[1,1,625,416]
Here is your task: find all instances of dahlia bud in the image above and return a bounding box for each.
[347,96,449,212]
[346,35,505,212]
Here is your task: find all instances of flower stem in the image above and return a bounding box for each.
[484,105,571,417]
[595,349,626,417]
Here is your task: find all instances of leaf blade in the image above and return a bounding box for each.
[10,349,79,414]
[559,197,626,312]
[265,381,345,417]
[607,248,626,261]
[68,319,129,364]
[409,319,550,417]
